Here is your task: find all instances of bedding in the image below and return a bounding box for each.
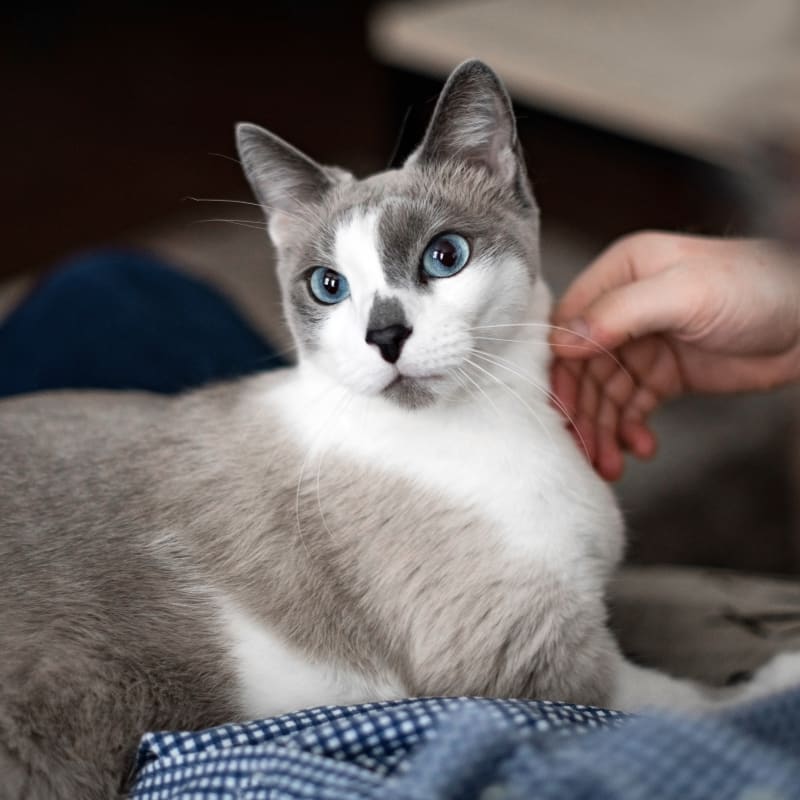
[129,688,800,799]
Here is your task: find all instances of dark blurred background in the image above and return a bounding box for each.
[1,0,755,281]
[1,0,393,278]
[2,0,799,576]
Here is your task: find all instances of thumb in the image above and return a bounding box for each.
[551,267,693,356]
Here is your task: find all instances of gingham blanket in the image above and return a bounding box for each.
[129,688,800,799]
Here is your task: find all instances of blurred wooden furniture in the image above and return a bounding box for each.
[370,0,800,166]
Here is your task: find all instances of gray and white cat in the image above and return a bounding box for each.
[1,60,798,799]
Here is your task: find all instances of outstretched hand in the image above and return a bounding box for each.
[549,232,800,481]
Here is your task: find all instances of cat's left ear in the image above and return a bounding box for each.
[408,60,532,201]
[236,123,351,248]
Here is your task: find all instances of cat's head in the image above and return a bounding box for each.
[237,60,542,408]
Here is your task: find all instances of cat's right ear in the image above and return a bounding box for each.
[236,123,347,248]
[406,60,532,205]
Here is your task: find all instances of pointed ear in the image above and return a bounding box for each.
[236,123,349,248]
[409,60,527,191]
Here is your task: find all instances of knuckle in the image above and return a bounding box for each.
[615,230,668,255]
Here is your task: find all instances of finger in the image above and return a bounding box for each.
[598,364,636,410]
[596,427,624,481]
[569,421,592,463]
[596,390,625,477]
[597,394,620,441]
[550,359,580,419]
[620,420,657,459]
[552,231,685,325]
[577,364,601,429]
[624,384,662,423]
[575,414,597,465]
[552,266,693,356]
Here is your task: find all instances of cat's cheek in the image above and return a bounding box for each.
[433,258,500,321]
[314,310,396,396]
[338,359,396,396]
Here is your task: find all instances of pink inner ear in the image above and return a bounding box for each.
[268,211,295,250]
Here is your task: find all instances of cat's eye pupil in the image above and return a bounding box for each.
[322,271,339,295]
[421,233,470,279]
[308,266,350,304]
[432,240,458,268]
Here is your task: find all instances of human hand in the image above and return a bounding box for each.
[549,232,800,481]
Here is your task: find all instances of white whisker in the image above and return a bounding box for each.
[463,357,556,455]
[469,348,590,459]
[186,196,266,209]
[469,322,634,385]
[190,218,266,231]
[456,365,502,420]
[473,334,597,353]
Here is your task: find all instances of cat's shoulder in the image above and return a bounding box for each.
[0,367,295,427]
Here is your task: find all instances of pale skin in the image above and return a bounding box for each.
[549,232,800,481]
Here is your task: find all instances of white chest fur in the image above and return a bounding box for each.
[269,344,624,593]
[224,331,624,716]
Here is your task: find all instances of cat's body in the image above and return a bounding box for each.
[2,60,799,798]
[0,347,618,796]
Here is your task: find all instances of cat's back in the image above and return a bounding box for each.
[0,372,287,513]
[0,377,291,799]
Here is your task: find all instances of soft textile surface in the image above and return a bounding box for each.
[129,697,622,799]
[129,691,800,799]
[0,250,284,397]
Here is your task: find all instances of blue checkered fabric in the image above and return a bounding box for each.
[129,697,622,798]
[129,688,800,799]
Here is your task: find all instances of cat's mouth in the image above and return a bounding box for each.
[387,371,445,389]
[383,372,443,408]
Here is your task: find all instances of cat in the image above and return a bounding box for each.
[1,59,799,800]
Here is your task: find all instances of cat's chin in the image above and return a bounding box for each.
[381,374,439,410]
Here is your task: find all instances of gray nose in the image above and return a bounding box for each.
[365,324,412,364]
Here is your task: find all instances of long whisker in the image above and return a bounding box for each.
[469,348,590,459]
[469,322,634,386]
[249,342,299,369]
[189,218,266,231]
[188,193,321,227]
[208,152,242,165]
[449,367,472,398]
[472,334,597,353]
[456,365,502,420]
[186,196,265,209]
[463,357,556,454]
[453,366,519,467]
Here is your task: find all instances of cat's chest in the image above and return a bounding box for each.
[268,374,623,579]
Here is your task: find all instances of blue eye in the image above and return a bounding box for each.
[308,267,350,304]
[421,233,470,279]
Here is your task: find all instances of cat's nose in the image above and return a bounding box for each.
[365,324,412,364]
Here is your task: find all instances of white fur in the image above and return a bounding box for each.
[317,211,396,394]
[315,206,546,404]
[275,205,623,595]
[611,649,800,713]
[220,598,405,718]
[269,301,623,596]
[255,208,800,713]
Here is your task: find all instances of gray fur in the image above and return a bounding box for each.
[266,165,538,359]
[0,61,608,798]
[367,295,407,332]
[0,379,611,797]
